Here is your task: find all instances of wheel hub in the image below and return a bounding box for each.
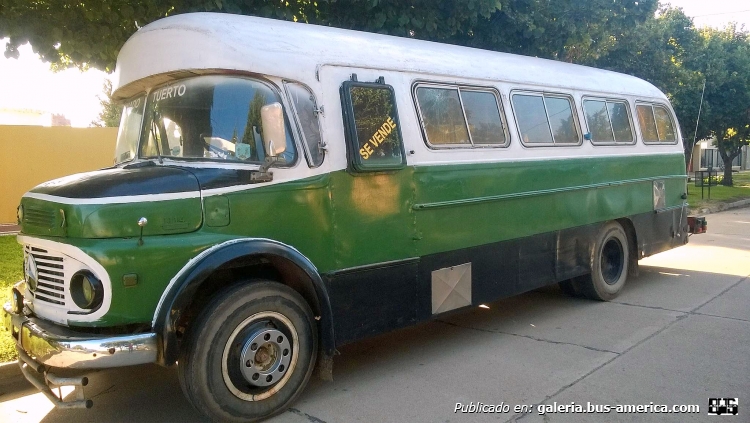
[239,328,291,387]
[601,238,624,285]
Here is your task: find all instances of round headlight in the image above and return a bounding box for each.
[70,271,103,310]
[24,254,38,291]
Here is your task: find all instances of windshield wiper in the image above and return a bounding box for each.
[150,110,164,165]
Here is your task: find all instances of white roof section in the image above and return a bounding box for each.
[112,13,666,101]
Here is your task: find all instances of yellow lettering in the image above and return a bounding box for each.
[377,127,388,140]
[364,143,374,156]
[359,147,370,160]
[387,117,397,129]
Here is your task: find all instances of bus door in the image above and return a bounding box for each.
[318,66,418,344]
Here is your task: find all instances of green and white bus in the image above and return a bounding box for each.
[3,12,701,422]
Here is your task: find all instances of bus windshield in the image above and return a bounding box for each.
[114,95,145,164]
[139,75,296,164]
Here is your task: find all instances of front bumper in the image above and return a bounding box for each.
[3,287,159,408]
[3,301,158,369]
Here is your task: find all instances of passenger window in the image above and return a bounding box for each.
[653,106,676,142]
[637,104,675,143]
[341,81,406,172]
[608,102,634,142]
[583,99,634,144]
[512,93,580,145]
[584,100,614,142]
[414,84,507,148]
[545,97,578,143]
[461,90,505,145]
[416,87,470,145]
[285,82,324,167]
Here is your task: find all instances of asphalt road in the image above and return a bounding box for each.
[1,208,748,423]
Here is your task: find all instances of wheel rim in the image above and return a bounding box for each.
[221,312,299,401]
[600,238,624,285]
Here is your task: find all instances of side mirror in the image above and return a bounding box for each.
[260,102,287,157]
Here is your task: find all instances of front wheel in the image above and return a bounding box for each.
[178,281,318,422]
[574,221,630,301]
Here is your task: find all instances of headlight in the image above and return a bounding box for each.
[24,254,37,292]
[70,271,104,310]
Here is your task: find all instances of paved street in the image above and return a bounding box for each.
[1,208,748,423]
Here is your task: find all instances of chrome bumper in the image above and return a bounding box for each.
[3,301,158,369]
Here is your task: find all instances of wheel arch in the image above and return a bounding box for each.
[152,238,336,366]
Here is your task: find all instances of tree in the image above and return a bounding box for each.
[457,0,658,64]
[690,26,750,186]
[91,80,122,127]
[593,7,705,163]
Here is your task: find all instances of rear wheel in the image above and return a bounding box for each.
[574,221,629,301]
[178,281,317,422]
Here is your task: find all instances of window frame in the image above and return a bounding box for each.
[635,101,679,145]
[412,81,511,149]
[340,80,407,173]
[510,90,583,147]
[283,80,325,168]
[137,74,300,167]
[581,96,636,146]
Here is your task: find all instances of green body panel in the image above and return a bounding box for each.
[206,174,335,271]
[22,197,202,238]
[412,154,686,255]
[327,169,416,269]
[18,153,686,326]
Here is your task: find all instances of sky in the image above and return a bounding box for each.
[0,1,748,128]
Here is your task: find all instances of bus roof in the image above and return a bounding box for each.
[112,12,666,101]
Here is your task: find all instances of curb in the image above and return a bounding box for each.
[691,198,750,216]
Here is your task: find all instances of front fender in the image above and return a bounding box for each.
[152,238,336,365]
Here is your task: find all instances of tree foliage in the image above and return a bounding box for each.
[91,80,122,127]
[690,26,750,185]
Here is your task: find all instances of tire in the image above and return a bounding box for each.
[574,222,629,301]
[178,281,318,422]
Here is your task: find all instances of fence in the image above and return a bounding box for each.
[0,126,117,223]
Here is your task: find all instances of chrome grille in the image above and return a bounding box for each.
[24,207,56,228]
[26,245,66,306]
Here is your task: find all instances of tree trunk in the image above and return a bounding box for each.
[722,157,734,186]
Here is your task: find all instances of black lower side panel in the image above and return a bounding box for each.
[325,209,687,347]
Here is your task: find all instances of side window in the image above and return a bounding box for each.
[416,87,470,145]
[414,84,507,148]
[285,82,324,167]
[653,106,676,142]
[512,93,580,145]
[583,99,634,144]
[637,103,676,143]
[340,81,406,172]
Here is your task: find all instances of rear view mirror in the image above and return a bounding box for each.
[260,103,287,157]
